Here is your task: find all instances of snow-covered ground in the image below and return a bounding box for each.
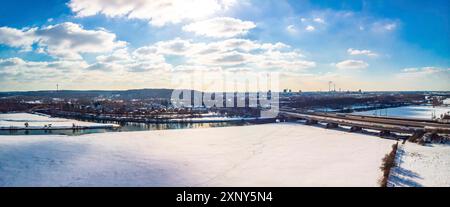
[0,113,119,129]
[0,123,395,187]
[388,143,450,187]
[353,105,450,120]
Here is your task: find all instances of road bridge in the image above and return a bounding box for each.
[280,110,450,135]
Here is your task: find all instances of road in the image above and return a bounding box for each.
[280,110,450,134]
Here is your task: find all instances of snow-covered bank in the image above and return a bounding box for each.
[0,123,395,187]
[0,113,119,130]
[388,143,450,187]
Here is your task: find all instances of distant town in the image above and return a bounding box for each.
[1,89,449,124]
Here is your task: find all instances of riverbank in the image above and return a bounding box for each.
[0,113,120,130]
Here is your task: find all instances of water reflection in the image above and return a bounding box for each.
[0,120,260,136]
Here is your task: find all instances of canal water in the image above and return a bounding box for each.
[0,120,264,136]
[351,105,449,120]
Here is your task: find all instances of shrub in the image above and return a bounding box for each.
[379,142,398,187]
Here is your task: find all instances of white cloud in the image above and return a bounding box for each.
[86,62,118,72]
[35,22,127,59]
[68,0,237,27]
[0,27,37,51]
[0,56,171,90]
[397,67,449,78]
[124,38,314,72]
[205,39,288,52]
[313,18,325,24]
[132,46,158,58]
[384,23,397,31]
[286,25,297,33]
[294,16,327,33]
[256,59,316,72]
[0,22,126,59]
[154,38,193,55]
[347,48,378,57]
[128,62,172,73]
[372,21,398,32]
[0,57,27,68]
[172,65,222,73]
[335,60,369,69]
[1,34,315,85]
[209,51,250,65]
[95,47,169,73]
[148,38,289,57]
[96,48,131,62]
[305,25,315,31]
[0,57,88,82]
[182,17,256,38]
[402,68,418,72]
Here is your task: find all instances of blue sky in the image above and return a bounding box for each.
[0,0,449,91]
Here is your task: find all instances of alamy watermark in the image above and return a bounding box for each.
[171,71,280,118]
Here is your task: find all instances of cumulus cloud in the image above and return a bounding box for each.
[335,60,369,69]
[0,27,36,51]
[1,33,314,85]
[0,57,26,68]
[256,59,316,72]
[147,38,288,57]
[96,48,130,62]
[402,68,418,72]
[211,40,307,69]
[128,62,172,73]
[286,25,297,33]
[213,51,247,64]
[347,48,378,57]
[118,38,314,72]
[203,39,288,53]
[95,47,169,73]
[0,22,126,59]
[36,22,127,59]
[0,57,88,82]
[183,17,256,38]
[372,21,398,32]
[86,62,118,72]
[313,18,325,24]
[153,38,193,55]
[132,46,158,58]
[397,67,450,78]
[384,23,397,31]
[68,0,237,27]
[305,25,315,31]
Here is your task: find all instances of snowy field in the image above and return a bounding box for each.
[389,143,450,187]
[0,113,118,129]
[352,105,450,120]
[0,123,395,187]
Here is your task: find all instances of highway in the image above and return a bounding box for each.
[280,110,450,134]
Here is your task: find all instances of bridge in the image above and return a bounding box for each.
[279,110,450,137]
